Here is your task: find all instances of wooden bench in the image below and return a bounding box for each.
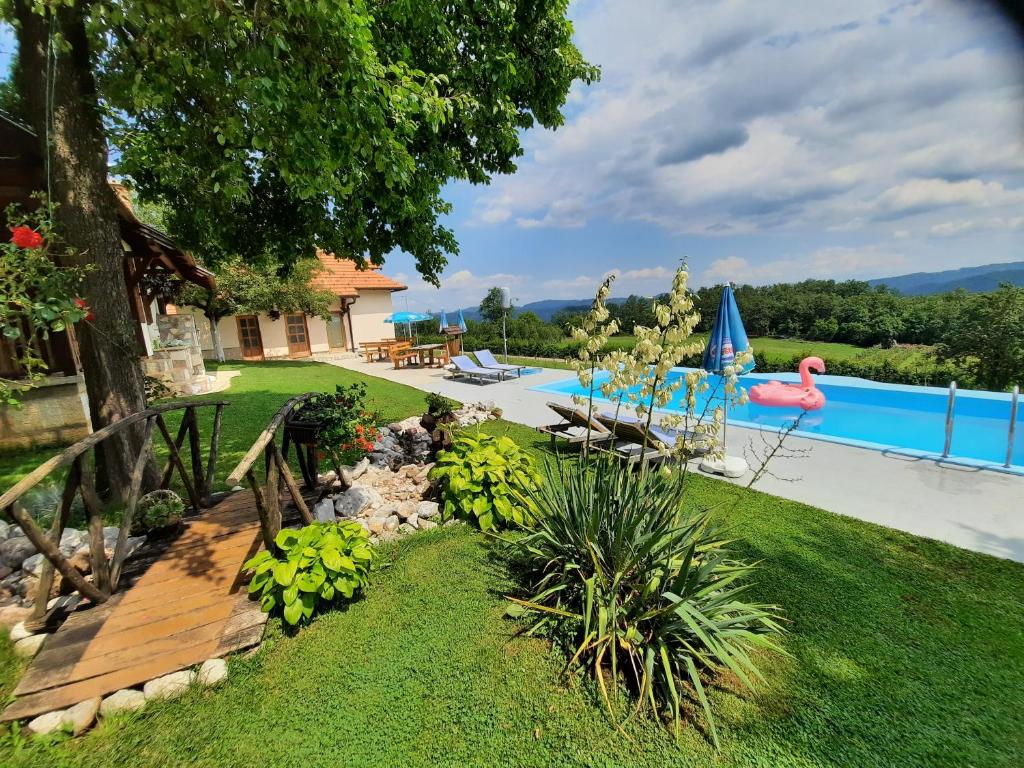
[389,341,418,369]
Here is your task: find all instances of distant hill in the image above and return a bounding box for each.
[457,297,632,322]
[868,261,1024,295]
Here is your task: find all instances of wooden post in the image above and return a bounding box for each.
[204,403,225,504]
[264,444,281,537]
[28,462,81,629]
[77,453,112,595]
[186,406,204,500]
[159,415,190,489]
[155,413,202,512]
[246,468,276,550]
[272,442,313,525]
[110,416,155,590]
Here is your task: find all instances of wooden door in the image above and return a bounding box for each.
[326,312,346,350]
[236,316,264,360]
[285,314,311,357]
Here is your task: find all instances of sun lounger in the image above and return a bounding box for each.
[536,402,613,449]
[474,349,527,378]
[449,355,504,384]
[594,410,710,463]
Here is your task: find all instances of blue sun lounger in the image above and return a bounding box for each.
[474,349,527,378]
[449,355,504,383]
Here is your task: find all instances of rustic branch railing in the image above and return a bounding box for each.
[0,401,227,629]
[226,394,315,550]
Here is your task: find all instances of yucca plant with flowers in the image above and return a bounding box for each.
[506,457,786,746]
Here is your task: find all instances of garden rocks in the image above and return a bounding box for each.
[14,632,47,658]
[313,498,336,524]
[334,486,382,517]
[417,500,440,519]
[143,670,195,701]
[0,520,11,542]
[100,688,146,717]
[197,658,228,687]
[0,536,36,569]
[27,710,65,736]
[62,697,100,735]
[452,401,501,427]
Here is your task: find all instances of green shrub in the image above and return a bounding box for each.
[425,391,457,419]
[137,489,185,531]
[430,433,541,532]
[506,458,785,746]
[244,521,377,626]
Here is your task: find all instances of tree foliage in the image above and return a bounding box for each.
[178,258,335,322]
[936,283,1024,391]
[479,286,509,324]
[85,0,598,278]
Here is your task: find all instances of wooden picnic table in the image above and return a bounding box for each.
[410,343,446,367]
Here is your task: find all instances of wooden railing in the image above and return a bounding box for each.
[0,401,227,629]
[226,394,315,550]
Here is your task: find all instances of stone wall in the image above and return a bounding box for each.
[0,375,91,452]
[142,315,212,396]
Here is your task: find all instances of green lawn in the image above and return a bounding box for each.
[1,360,1022,766]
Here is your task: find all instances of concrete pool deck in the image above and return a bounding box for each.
[323,356,1024,564]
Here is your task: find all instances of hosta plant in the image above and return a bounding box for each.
[244,521,376,626]
[430,432,541,532]
[505,457,785,746]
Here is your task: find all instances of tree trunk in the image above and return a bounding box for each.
[208,313,226,363]
[14,1,157,500]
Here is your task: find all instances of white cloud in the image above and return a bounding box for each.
[700,245,908,286]
[929,216,1024,237]
[466,0,1024,239]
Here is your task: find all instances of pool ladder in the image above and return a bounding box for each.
[941,381,1020,467]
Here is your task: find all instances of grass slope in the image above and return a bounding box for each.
[1,361,1021,766]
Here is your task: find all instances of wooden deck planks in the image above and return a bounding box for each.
[2,491,272,722]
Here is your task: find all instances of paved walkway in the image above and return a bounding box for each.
[329,356,1024,564]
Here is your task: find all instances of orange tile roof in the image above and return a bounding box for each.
[311,250,407,297]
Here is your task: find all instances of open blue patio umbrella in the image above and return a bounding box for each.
[700,285,754,476]
[438,309,449,332]
[384,311,434,342]
[457,308,468,332]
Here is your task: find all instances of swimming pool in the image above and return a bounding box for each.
[531,368,1024,474]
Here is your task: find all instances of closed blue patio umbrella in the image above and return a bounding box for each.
[457,308,468,332]
[438,309,449,332]
[700,285,754,478]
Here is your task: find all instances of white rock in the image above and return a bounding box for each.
[383,515,400,532]
[15,633,47,658]
[143,670,195,701]
[62,697,100,735]
[100,688,146,717]
[367,517,387,534]
[59,528,86,555]
[417,501,440,519]
[0,520,11,542]
[27,709,66,736]
[197,658,228,687]
[407,513,419,529]
[231,485,245,492]
[21,553,44,578]
[398,523,416,535]
[9,620,33,642]
[313,498,336,524]
[395,501,417,521]
[419,519,438,531]
[334,486,382,517]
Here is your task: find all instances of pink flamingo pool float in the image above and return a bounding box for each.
[749,356,827,411]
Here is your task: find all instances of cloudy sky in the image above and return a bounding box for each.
[3,2,1023,312]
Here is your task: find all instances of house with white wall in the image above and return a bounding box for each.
[187,251,406,360]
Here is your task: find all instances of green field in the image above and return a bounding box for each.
[1,360,1021,767]
[505,335,938,373]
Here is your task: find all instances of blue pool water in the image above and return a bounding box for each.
[531,369,1024,473]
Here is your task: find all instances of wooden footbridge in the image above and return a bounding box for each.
[1,396,316,721]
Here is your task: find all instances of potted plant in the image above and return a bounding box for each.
[287,383,379,478]
[421,392,459,454]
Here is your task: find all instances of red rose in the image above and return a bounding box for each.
[74,297,95,322]
[10,226,45,249]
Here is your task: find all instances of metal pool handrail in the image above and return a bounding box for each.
[1007,385,1020,468]
[942,381,957,458]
